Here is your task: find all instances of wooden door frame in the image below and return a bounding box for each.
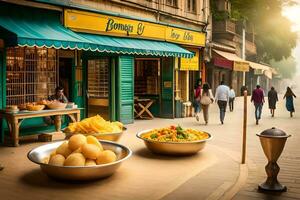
[82,54,115,121]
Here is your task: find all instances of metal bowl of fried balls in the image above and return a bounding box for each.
[27,134,132,181]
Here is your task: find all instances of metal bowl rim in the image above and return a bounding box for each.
[27,140,132,169]
[136,129,213,144]
[63,126,127,136]
[256,134,291,138]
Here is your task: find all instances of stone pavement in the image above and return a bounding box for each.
[129,94,300,199]
[0,94,299,200]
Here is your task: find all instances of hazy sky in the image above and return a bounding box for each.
[282,3,300,75]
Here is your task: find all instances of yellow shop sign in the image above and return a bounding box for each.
[180,48,199,71]
[233,61,250,72]
[64,9,205,46]
[166,28,205,46]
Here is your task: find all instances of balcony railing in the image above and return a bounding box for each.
[213,20,236,34]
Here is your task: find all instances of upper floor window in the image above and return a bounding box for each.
[166,0,178,7]
[186,0,196,13]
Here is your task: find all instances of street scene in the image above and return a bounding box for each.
[0,0,299,199]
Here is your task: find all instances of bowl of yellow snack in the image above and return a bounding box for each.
[137,125,212,155]
[27,134,132,181]
[64,115,125,141]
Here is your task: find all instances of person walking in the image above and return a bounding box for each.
[228,86,235,112]
[251,85,265,125]
[193,79,202,121]
[215,81,230,124]
[200,83,214,125]
[267,87,278,117]
[283,87,296,117]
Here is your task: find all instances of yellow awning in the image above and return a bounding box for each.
[213,50,249,72]
[248,61,273,79]
[248,61,270,71]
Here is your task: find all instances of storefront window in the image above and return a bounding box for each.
[6,47,57,106]
[166,0,178,7]
[87,59,109,98]
[186,0,196,13]
[135,59,160,95]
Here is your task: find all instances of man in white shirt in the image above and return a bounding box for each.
[229,86,236,112]
[215,81,230,124]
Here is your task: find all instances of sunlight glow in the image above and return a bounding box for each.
[282,5,300,32]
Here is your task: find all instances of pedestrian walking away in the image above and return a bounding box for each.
[251,85,265,125]
[283,87,296,117]
[200,83,214,125]
[240,85,247,96]
[267,86,278,117]
[215,81,230,124]
[229,86,236,112]
[193,79,202,121]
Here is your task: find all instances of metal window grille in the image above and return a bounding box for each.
[88,58,109,98]
[6,47,57,106]
[187,0,196,13]
[166,0,178,7]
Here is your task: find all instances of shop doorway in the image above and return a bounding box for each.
[134,58,161,117]
[59,58,73,101]
[189,71,200,101]
[87,58,110,120]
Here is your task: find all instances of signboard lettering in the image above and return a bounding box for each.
[64,9,205,46]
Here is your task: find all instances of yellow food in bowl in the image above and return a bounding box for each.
[45,134,118,167]
[141,125,209,142]
[65,115,123,135]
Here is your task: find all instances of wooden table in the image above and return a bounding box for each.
[134,98,155,119]
[0,108,82,146]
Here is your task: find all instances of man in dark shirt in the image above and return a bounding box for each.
[251,85,265,125]
[49,86,68,103]
[44,86,68,125]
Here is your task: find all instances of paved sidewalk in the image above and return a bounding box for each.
[0,95,299,199]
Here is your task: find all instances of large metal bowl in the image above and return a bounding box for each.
[137,129,212,156]
[27,140,132,181]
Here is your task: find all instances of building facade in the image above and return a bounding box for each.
[0,0,209,141]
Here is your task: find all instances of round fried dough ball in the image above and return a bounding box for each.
[64,153,85,166]
[81,143,101,159]
[48,154,65,166]
[85,159,97,166]
[68,134,87,151]
[56,142,72,158]
[72,147,82,153]
[86,135,103,151]
[96,150,117,165]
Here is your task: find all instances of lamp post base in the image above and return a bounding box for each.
[258,182,287,192]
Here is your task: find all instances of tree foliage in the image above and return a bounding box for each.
[270,57,297,78]
[229,0,298,62]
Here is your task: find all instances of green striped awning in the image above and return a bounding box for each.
[0,4,194,58]
[77,33,193,58]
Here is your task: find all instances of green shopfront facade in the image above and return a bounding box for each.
[0,3,198,142]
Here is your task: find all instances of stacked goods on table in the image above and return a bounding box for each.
[45,134,117,166]
[17,100,68,111]
[5,105,19,113]
[64,115,124,141]
[46,100,67,109]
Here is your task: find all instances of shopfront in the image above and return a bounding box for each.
[0,2,202,142]
[63,9,206,119]
[208,49,249,95]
